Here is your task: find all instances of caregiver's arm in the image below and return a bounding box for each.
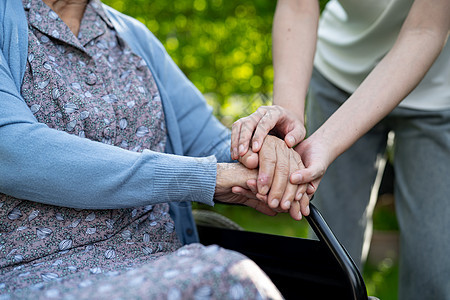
[291,0,450,188]
[231,0,319,158]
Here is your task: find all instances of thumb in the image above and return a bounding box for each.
[238,149,259,169]
[290,165,325,185]
[284,126,306,148]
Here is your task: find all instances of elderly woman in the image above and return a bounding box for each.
[0,0,306,298]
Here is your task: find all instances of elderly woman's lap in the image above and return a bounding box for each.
[7,244,283,300]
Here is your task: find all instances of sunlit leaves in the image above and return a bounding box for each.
[102,0,329,124]
[103,0,276,123]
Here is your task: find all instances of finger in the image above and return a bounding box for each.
[238,110,265,156]
[230,120,242,160]
[289,200,302,221]
[256,193,268,203]
[299,193,311,216]
[306,183,316,195]
[231,186,259,201]
[284,125,306,148]
[294,183,307,201]
[244,198,278,216]
[255,193,284,212]
[238,149,259,169]
[267,146,289,209]
[279,151,300,210]
[306,179,321,196]
[290,166,324,185]
[268,205,288,214]
[251,108,281,152]
[257,140,278,196]
[290,150,307,201]
[280,182,297,210]
[247,179,258,194]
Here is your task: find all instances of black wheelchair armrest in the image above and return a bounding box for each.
[306,203,368,300]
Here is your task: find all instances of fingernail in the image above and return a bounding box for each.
[260,185,269,195]
[233,148,238,158]
[305,205,310,216]
[283,201,291,209]
[239,144,245,155]
[297,211,302,220]
[287,136,295,146]
[291,173,302,183]
[296,192,303,201]
[271,199,279,207]
[252,141,258,150]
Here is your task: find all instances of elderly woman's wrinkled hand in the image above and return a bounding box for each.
[214,163,278,216]
[235,135,310,220]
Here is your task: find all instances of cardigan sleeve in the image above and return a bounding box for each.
[0,48,217,209]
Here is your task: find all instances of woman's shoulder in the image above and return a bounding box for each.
[0,0,27,29]
[0,0,29,90]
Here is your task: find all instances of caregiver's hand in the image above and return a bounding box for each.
[215,163,277,216]
[230,105,306,160]
[290,136,332,197]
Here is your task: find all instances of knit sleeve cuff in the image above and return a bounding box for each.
[151,152,217,206]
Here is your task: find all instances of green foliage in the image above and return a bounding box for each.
[103,0,329,126]
[364,258,399,300]
[373,202,399,231]
[103,0,277,125]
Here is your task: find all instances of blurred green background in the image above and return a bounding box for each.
[103,0,399,298]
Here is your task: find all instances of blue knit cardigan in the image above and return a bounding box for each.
[0,0,233,244]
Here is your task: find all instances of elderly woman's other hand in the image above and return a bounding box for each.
[215,163,278,216]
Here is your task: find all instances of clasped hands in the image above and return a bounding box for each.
[215,105,330,220]
[215,135,310,221]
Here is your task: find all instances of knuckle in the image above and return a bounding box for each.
[272,188,284,196]
[252,131,262,141]
[239,120,251,132]
[257,122,269,133]
[261,155,277,166]
[278,159,292,172]
[239,135,250,143]
[256,107,266,114]
[272,105,283,114]
[260,113,275,126]
[232,119,241,128]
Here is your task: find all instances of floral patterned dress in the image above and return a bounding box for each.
[0,1,283,299]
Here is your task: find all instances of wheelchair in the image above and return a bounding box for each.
[194,203,379,300]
